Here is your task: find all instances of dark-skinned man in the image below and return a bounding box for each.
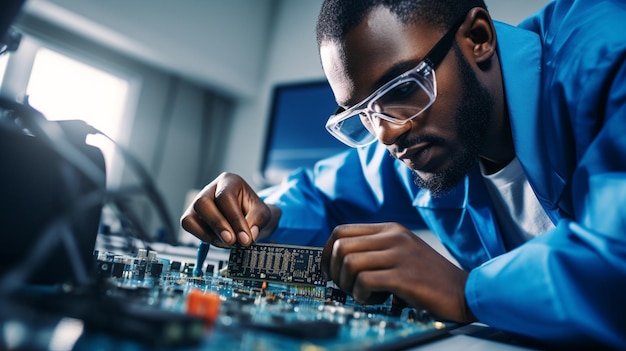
[182,1,626,348]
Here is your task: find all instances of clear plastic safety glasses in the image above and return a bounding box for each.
[325,17,465,148]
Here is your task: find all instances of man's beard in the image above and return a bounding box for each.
[413,45,493,196]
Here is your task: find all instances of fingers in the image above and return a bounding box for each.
[322,223,394,279]
[336,249,393,295]
[213,175,270,245]
[322,224,400,302]
[180,210,214,243]
[194,186,237,243]
[323,223,473,322]
[326,231,397,305]
[211,182,253,245]
[331,234,394,289]
[352,270,394,305]
[180,173,272,247]
[322,223,426,305]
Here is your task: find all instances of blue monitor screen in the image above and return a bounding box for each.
[260,80,349,186]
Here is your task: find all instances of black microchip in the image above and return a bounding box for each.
[325,287,347,303]
[228,243,326,286]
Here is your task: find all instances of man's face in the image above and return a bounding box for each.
[320,7,493,196]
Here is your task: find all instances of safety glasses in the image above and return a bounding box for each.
[325,17,464,147]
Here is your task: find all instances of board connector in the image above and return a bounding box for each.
[227,243,326,287]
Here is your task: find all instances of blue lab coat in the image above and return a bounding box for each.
[260,0,626,347]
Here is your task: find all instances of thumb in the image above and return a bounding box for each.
[245,204,282,242]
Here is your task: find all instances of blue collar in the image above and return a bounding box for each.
[405,23,546,258]
[410,22,544,208]
[496,21,564,222]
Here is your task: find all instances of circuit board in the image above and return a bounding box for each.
[3,243,460,351]
[227,242,326,286]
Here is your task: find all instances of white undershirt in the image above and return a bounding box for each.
[480,157,555,249]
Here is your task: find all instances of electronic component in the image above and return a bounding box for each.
[227,243,325,286]
[1,243,459,350]
[186,289,221,323]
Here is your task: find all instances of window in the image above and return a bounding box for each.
[26,47,130,185]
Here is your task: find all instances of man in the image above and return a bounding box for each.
[182,0,626,348]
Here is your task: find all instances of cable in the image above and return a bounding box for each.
[16,95,178,244]
[91,127,177,245]
[0,94,179,293]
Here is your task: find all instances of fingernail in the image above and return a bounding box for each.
[220,230,233,243]
[238,231,250,245]
[250,226,259,242]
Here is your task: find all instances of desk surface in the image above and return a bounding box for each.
[411,323,545,351]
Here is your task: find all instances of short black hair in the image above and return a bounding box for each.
[316,0,487,46]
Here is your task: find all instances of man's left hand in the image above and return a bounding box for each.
[321,222,476,323]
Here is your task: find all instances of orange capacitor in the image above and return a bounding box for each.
[186,289,221,324]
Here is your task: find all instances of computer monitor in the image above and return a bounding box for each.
[259,80,348,186]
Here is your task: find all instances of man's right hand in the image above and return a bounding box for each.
[180,172,281,248]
